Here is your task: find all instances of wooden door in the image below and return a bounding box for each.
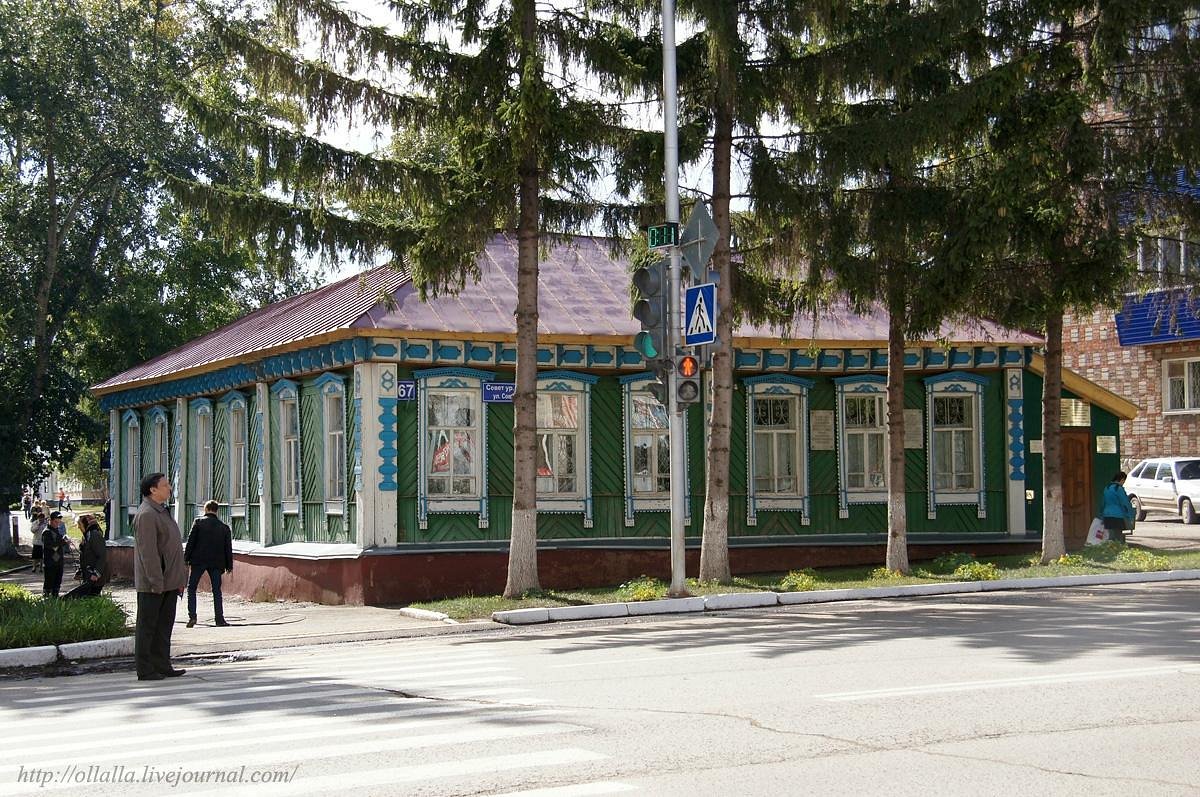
[1061,430,1093,550]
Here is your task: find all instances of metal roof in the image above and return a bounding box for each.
[95,232,1041,392]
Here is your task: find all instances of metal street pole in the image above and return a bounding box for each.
[662,0,687,597]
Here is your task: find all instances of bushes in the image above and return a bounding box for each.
[617,576,666,602]
[778,569,820,592]
[951,561,1001,581]
[1113,548,1170,572]
[0,587,129,650]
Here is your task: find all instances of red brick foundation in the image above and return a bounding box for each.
[107,540,1041,606]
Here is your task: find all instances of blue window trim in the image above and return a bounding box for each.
[924,371,988,519]
[416,368,495,530]
[311,372,348,520]
[744,375,814,527]
[219,391,248,513]
[270,381,302,520]
[835,375,888,518]
[536,372,596,527]
[621,372,690,527]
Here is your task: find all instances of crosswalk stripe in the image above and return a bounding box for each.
[489,782,639,796]
[21,724,589,794]
[12,678,376,705]
[0,708,565,774]
[188,748,609,797]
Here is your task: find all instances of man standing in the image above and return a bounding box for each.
[133,473,188,681]
[41,512,68,597]
[184,500,233,628]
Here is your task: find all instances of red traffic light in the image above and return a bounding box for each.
[677,355,699,378]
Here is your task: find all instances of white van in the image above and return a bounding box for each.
[1124,457,1200,524]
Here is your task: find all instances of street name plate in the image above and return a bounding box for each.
[810,411,835,450]
[483,383,516,403]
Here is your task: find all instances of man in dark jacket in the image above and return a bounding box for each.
[184,500,233,628]
[63,515,108,599]
[41,512,68,597]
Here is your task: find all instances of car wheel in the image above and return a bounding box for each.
[1130,495,1147,523]
[1183,498,1198,526]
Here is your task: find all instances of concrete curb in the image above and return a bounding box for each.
[0,645,58,668]
[494,569,1200,625]
[398,607,456,624]
[59,636,135,661]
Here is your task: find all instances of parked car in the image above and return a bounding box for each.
[1124,457,1200,524]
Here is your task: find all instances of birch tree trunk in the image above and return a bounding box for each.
[1040,309,1066,563]
[885,294,910,573]
[503,0,541,598]
[699,31,735,585]
[0,511,16,558]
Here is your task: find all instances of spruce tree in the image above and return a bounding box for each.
[189,0,645,595]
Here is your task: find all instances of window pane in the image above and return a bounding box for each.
[429,477,448,495]
[847,434,864,489]
[452,431,474,474]
[1170,377,1186,410]
[657,435,670,478]
[776,434,796,493]
[1190,362,1200,409]
[632,395,667,430]
[328,396,344,432]
[1168,360,1185,378]
[452,477,474,495]
[868,433,885,487]
[558,436,575,476]
[551,395,578,429]
[633,436,652,492]
[753,431,772,486]
[429,430,451,473]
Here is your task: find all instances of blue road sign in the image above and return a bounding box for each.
[684,282,717,346]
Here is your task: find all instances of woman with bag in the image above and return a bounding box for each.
[1101,471,1136,545]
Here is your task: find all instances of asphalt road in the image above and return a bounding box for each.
[3,581,1198,796]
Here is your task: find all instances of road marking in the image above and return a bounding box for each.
[550,648,751,668]
[815,663,1200,701]
[188,748,609,797]
[490,782,638,796]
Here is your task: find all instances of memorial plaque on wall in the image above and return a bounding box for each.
[810,410,835,450]
[1096,435,1117,454]
[904,409,923,448]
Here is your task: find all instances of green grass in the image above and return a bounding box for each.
[0,583,130,649]
[0,556,29,572]
[407,545,1200,621]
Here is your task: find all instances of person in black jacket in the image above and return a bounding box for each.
[42,512,69,597]
[184,500,233,627]
[64,514,108,600]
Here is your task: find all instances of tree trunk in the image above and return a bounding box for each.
[699,26,736,585]
[0,511,16,559]
[503,0,540,598]
[885,291,910,573]
[1040,309,1066,563]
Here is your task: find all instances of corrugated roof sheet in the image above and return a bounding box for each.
[95,232,1040,391]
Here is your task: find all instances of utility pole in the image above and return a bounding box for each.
[662,0,687,597]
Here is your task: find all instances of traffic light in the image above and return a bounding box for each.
[676,353,700,404]
[632,259,669,363]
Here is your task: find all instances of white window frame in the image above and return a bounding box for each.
[535,371,596,527]
[123,410,140,512]
[416,368,494,530]
[745,375,813,526]
[924,371,988,519]
[835,375,888,517]
[191,399,213,517]
[219,391,249,517]
[271,380,302,515]
[621,373,689,527]
[315,372,347,516]
[147,406,170,477]
[1163,356,1200,414]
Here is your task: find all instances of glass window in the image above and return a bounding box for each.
[196,411,212,503]
[427,390,479,498]
[281,399,300,500]
[631,393,669,495]
[752,396,801,495]
[843,395,886,490]
[1165,358,1200,412]
[230,407,247,503]
[932,395,978,491]
[154,418,169,475]
[126,422,140,506]
[537,393,580,496]
[1156,462,1175,481]
[1130,462,1149,479]
[325,393,346,501]
[1178,460,1200,480]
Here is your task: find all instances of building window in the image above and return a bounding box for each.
[193,400,213,509]
[281,398,300,502]
[535,372,597,526]
[1164,357,1200,413]
[124,410,140,510]
[415,368,495,529]
[835,375,888,517]
[152,412,169,475]
[621,373,689,527]
[220,391,249,515]
[925,372,988,519]
[314,372,347,512]
[745,376,813,526]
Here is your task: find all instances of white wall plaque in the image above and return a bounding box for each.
[904,409,923,449]
[1028,439,1043,454]
[810,410,835,450]
[1096,435,1117,454]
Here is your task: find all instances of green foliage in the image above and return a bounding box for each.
[778,569,821,592]
[0,590,128,649]
[869,567,906,581]
[1112,548,1171,573]
[617,576,667,602]
[1056,554,1086,567]
[930,552,977,572]
[1079,541,1127,562]
[952,561,1001,581]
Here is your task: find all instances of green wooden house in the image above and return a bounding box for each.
[93,235,1137,604]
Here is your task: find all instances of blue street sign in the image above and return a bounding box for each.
[684,282,717,346]
[483,382,516,403]
[397,380,416,401]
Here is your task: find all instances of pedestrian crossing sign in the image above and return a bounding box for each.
[684,282,717,346]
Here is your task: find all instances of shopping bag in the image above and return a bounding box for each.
[1085,517,1107,545]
